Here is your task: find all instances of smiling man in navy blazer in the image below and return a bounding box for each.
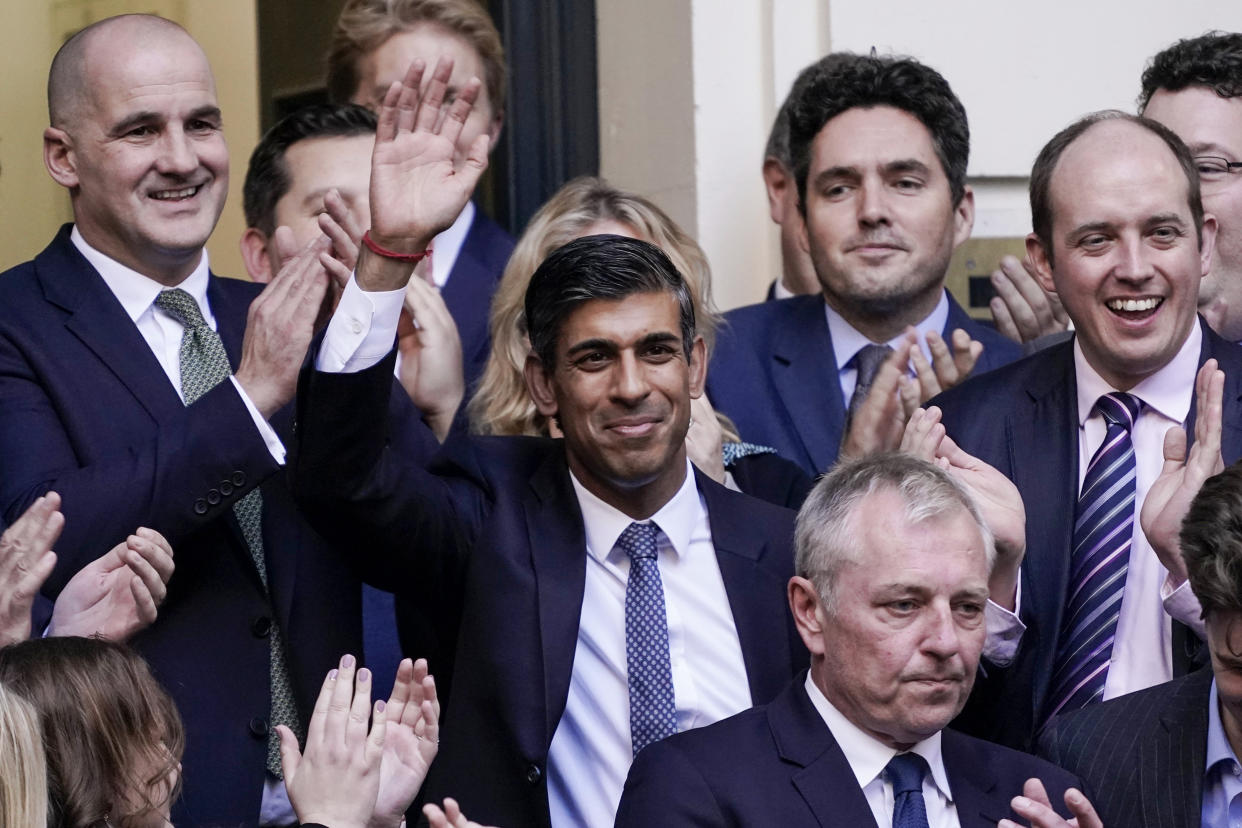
[616,454,1095,828]
[0,14,358,826]
[933,111,1242,751]
[708,53,1020,477]
[291,63,803,828]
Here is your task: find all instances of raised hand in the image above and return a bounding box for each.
[363,57,490,291]
[685,395,727,484]
[1000,778,1102,828]
[838,336,919,462]
[235,235,333,418]
[423,798,497,828]
[279,654,386,828]
[318,188,365,295]
[909,328,983,399]
[0,493,63,646]
[397,276,464,442]
[989,254,1069,344]
[1141,359,1225,587]
[48,527,174,641]
[371,657,440,828]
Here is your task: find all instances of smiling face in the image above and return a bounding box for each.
[525,290,705,517]
[809,488,989,748]
[800,105,973,339]
[47,24,228,284]
[1144,86,1242,342]
[1027,119,1215,390]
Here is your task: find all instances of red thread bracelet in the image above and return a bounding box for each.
[361,231,432,263]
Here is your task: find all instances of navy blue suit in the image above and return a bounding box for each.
[292,353,805,828]
[1039,667,1212,828]
[615,676,1082,827]
[931,321,1242,750]
[0,227,360,826]
[708,292,1021,476]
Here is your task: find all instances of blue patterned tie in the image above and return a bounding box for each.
[1046,392,1141,721]
[619,521,677,755]
[887,752,931,828]
[848,343,895,420]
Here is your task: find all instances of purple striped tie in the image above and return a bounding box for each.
[1045,392,1141,721]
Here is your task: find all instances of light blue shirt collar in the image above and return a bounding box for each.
[1202,678,1242,827]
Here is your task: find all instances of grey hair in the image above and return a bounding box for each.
[795,453,996,613]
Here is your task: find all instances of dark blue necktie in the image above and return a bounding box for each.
[1046,392,1141,721]
[619,521,677,755]
[887,752,931,828]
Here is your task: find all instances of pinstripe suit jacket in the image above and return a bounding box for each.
[1038,667,1212,828]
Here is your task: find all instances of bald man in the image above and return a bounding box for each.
[0,15,358,825]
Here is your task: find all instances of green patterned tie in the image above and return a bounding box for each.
[153,288,303,777]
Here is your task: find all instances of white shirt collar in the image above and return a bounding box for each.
[70,224,213,326]
[569,458,698,566]
[1073,321,1201,426]
[803,672,954,803]
[825,290,950,371]
[430,200,476,289]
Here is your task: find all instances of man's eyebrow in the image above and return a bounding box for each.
[108,110,162,136]
[884,158,931,176]
[1144,212,1188,230]
[565,337,618,357]
[1064,220,1115,242]
[637,331,681,348]
[186,105,223,123]
[813,166,860,188]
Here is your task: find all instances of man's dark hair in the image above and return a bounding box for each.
[1139,31,1242,112]
[524,235,696,369]
[766,55,836,168]
[242,103,377,236]
[1028,110,1204,266]
[786,52,969,215]
[1181,463,1242,616]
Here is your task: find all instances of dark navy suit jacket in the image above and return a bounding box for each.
[708,292,1022,476]
[615,676,1081,827]
[292,354,806,828]
[0,227,360,826]
[442,206,513,395]
[931,321,1242,750]
[1039,667,1212,828]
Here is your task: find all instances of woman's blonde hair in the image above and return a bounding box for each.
[468,176,722,436]
[0,681,48,828]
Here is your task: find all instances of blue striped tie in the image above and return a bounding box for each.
[619,521,677,755]
[1046,392,1141,720]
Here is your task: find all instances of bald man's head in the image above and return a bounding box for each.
[48,14,196,130]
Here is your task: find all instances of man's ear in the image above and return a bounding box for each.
[524,352,559,418]
[1025,233,1057,293]
[687,335,707,399]
[762,158,790,225]
[239,228,275,283]
[788,576,828,657]
[952,185,975,250]
[43,127,78,189]
[486,110,505,155]
[1199,213,1219,278]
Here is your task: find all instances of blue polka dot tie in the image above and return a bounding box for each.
[619,521,677,755]
[886,752,931,828]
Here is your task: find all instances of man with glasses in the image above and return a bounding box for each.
[1141,32,1242,344]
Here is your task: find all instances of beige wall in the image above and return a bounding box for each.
[0,0,259,280]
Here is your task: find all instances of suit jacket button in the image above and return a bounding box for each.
[248,716,269,738]
[232,471,246,487]
[526,765,542,784]
[251,615,272,638]
[220,480,234,496]
[206,489,221,505]
[193,499,208,515]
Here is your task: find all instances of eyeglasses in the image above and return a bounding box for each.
[1194,155,1242,184]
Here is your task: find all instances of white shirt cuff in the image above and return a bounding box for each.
[983,580,1025,666]
[1162,575,1206,640]
[316,273,406,373]
[229,376,286,465]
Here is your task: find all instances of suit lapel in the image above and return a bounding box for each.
[698,471,793,703]
[525,447,589,745]
[1009,342,1079,722]
[771,297,848,473]
[1191,319,1242,463]
[1140,669,1211,828]
[38,229,184,423]
[769,681,879,827]
[940,730,1010,827]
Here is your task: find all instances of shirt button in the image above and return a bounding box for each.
[349,318,363,334]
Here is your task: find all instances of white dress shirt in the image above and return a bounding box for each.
[805,673,961,828]
[547,460,752,827]
[70,227,285,464]
[1072,328,1204,699]
[429,200,474,289]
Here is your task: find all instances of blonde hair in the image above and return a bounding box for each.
[468,176,723,436]
[0,682,48,827]
[327,0,506,114]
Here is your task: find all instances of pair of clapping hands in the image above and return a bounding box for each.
[0,491,174,646]
[280,654,492,828]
